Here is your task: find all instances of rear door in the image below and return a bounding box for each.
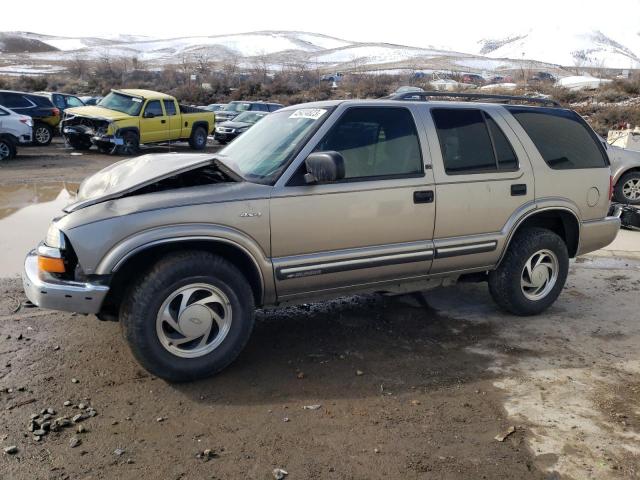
[504,107,611,221]
[270,104,436,300]
[425,105,535,273]
[139,100,168,143]
[163,99,181,139]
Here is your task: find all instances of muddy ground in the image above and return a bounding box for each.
[1,139,639,480]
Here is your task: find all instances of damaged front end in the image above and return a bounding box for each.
[61,113,120,150]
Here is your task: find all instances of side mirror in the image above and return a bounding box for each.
[143,111,155,119]
[304,151,345,184]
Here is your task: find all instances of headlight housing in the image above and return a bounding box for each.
[45,223,66,250]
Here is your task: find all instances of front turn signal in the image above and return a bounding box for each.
[38,256,65,273]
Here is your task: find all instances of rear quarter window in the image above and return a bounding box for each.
[506,107,608,169]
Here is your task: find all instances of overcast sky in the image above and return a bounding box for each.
[2,0,639,51]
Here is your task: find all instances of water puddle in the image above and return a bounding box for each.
[0,182,78,277]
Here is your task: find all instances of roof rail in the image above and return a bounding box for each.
[389,90,561,107]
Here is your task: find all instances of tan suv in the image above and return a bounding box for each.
[23,92,620,381]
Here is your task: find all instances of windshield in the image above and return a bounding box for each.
[223,101,251,112]
[234,112,267,124]
[218,107,331,184]
[98,92,144,116]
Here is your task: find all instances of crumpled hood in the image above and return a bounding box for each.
[64,153,217,213]
[64,105,132,121]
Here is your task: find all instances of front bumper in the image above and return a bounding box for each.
[62,126,123,145]
[577,215,621,256]
[214,131,239,142]
[22,250,109,314]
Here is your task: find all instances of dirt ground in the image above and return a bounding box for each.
[1,139,639,480]
[0,137,222,185]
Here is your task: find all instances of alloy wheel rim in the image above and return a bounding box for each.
[622,178,640,201]
[35,127,50,144]
[0,142,10,159]
[156,283,232,358]
[520,249,559,301]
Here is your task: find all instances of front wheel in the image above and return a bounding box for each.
[488,227,569,316]
[120,251,255,382]
[33,123,53,146]
[116,131,139,156]
[614,171,640,205]
[66,136,92,150]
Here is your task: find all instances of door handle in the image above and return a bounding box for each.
[511,184,527,196]
[161,119,166,124]
[414,190,434,204]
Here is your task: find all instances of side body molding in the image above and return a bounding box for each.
[94,223,275,304]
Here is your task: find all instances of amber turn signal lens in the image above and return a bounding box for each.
[38,256,65,273]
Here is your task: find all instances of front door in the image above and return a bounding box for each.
[139,100,168,144]
[424,105,535,273]
[270,106,436,299]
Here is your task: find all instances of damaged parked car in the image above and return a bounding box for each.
[24,93,620,382]
[60,89,215,154]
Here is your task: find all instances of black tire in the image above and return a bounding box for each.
[120,251,255,382]
[614,171,640,205]
[189,126,208,150]
[32,123,53,146]
[217,140,227,145]
[66,136,92,151]
[0,136,17,160]
[97,144,114,154]
[488,227,569,316]
[116,131,139,156]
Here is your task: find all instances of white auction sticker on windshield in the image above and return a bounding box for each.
[131,98,142,103]
[289,108,327,120]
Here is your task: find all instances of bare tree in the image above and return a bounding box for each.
[68,54,88,79]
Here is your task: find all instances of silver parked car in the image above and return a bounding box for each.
[608,143,640,205]
[23,93,620,381]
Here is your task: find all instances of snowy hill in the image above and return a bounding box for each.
[478,28,640,69]
[1,29,638,75]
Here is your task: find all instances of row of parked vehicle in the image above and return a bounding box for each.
[0,89,89,159]
[0,89,284,160]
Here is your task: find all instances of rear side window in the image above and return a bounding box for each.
[315,107,422,180]
[506,107,608,169]
[2,93,32,109]
[28,95,54,107]
[268,104,282,112]
[253,103,269,112]
[163,99,177,116]
[432,108,518,174]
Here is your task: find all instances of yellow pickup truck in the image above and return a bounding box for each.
[60,89,215,154]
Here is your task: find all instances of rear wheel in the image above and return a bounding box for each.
[189,126,208,150]
[488,227,569,316]
[0,136,16,160]
[116,131,139,156]
[120,251,255,382]
[614,171,640,205]
[33,123,52,146]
